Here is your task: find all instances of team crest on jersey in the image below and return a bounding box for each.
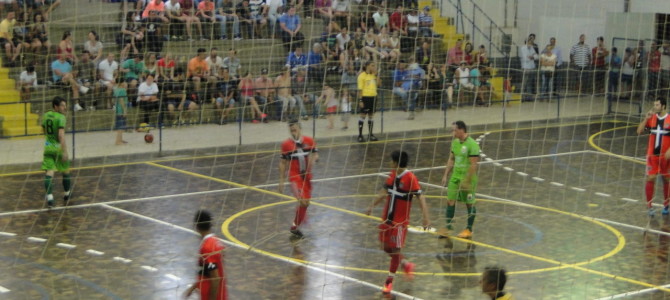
[461,146,468,154]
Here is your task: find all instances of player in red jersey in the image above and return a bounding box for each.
[366,150,430,295]
[279,121,319,238]
[185,210,227,300]
[637,98,670,216]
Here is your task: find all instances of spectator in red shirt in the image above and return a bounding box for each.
[389,5,407,35]
[446,39,464,68]
[648,41,662,95]
[591,36,609,93]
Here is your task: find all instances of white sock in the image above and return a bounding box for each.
[46,194,54,201]
[64,190,71,196]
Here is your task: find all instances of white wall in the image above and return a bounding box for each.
[630,0,670,13]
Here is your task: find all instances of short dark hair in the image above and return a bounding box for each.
[597,36,604,42]
[657,98,667,108]
[288,120,301,128]
[27,65,35,72]
[197,48,207,54]
[391,150,409,168]
[482,267,507,292]
[194,210,213,231]
[612,47,618,52]
[452,120,467,132]
[81,50,90,55]
[52,96,66,108]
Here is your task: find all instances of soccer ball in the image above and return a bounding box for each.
[144,133,154,143]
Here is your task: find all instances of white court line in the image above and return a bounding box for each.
[165,274,181,281]
[571,187,586,192]
[586,150,646,162]
[593,283,670,299]
[27,237,46,243]
[0,232,16,237]
[113,256,133,264]
[532,177,545,182]
[86,249,105,256]
[56,242,76,250]
[503,167,514,172]
[98,204,423,300]
[595,192,611,197]
[621,198,639,203]
[550,182,564,187]
[141,266,158,272]
[0,285,9,293]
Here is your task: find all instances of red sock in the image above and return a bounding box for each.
[293,205,308,227]
[389,253,403,274]
[664,182,670,207]
[646,181,656,208]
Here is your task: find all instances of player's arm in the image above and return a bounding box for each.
[307,150,319,173]
[638,110,653,135]
[417,193,430,228]
[58,127,68,161]
[365,188,387,215]
[463,155,479,185]
[278,157,288,193]
[441,152,455,185]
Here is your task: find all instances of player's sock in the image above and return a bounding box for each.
[63,174,72,194]
[466,206,477,231]
[386,274,395,284]
[389,253,401,274]
[293,205,308,227]
[44,175,53,195]
[367,120,374,136]
[664,181,670,207]
[646,181,655,208]
[358,118,364,137]
[446,205,455,230]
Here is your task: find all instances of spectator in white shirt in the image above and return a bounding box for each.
[519,38,538,101]
[137,74,160,125]
[372,7,388,30]
[19,65,37,101]
[205,47,224,86]
[540,46,557,97]
[98,53,119,109]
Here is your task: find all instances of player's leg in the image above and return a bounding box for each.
[662,158,670,214]
[367,111,377,141]
[458,178,477,238]
[42,151,57,207]
[646,155,659,216]
[381,225,412,295]
[289,176,311,237]
[444,177,460,232]
[57,151,72,204]
[357,109,366,142]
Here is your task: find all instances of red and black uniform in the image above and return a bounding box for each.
[281,136,317,230]
[379,170,422,249]
[645,113,670,176]
[197,233,227,300]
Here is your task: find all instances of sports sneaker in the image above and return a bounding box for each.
[664,206,670,215]
[381,281,393,294]
[457,228,473,238]
[290,228,304,238]
[402,261,415,281]
[73,103,83,111]
[649,208,657,217]
[234,36,242,41]
[79,86,90,94]
[369,135,378,142]
[220,35,228,40]
[408,112,415,120]
[261,113,268,120]
[63,191,71,205]
[357,135,365,142]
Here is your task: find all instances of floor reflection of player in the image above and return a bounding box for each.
[436,239,477,298]
[287,246,305,299]
[644,218,670,264]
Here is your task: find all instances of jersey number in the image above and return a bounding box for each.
[45,119,54,135]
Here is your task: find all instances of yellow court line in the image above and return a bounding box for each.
[588,125,644,165]
[0,120,631,177]
[146,161,670,292]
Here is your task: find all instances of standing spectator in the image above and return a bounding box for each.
[248,0,268,38]
[279,6,304,52]
[372,6,389,31]
[0,11,22,66]
[316,84,337,129]
[198,0,226,40]
[52,55,88,111]
[98,53,119,109]
[389,5,406,35]
[648,41,662,97]
[391,59,407,108]
[292,67,316,119]
[137,74,160,126]
[621,47,636,99]
[165,0,203,41]
[157,52,176,81]
[519,38,538,101]
[340,62,357,92]
[569,34,591,93]
[540,46,557,98]
[239,71,267,123]
[120,54,144,90]
[286,47,307,72]
[446,39,464,68]
[527,33,539,55]
[19,65,37,101]
[330,0,350,29]
[418,6,433,37]
[74,50,97,110]
[58,31,75,63]
[545,37,563,95]
[113,82,128,145]
[608,47,621,96]
[340,88,351,130]
[402,59,425,120]
[591,36,609,94]
[28,13,49,57]
[481,267,512,300]
[222,48,241,78]
[187,48,209,91]
[275,66,297,121]
[635,40,647,96]
[84,31,103,63]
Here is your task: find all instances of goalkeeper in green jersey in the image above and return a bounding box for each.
[41,97,72,208]
[441,120,480,238]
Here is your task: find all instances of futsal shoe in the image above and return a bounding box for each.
[381,281,393,294]
[437,228,453,239]
[649,208,656,217]
[663,206,669,215]
[63,191,71,205]
[402,262,416,281]
[457,228,473,238]
[290,228,304,238]
[369,134,378,142]
[357,135,365,142]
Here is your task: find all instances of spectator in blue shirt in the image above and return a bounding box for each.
[52,55,88,108]
[608,47,622,94]
[286,46,307,71]
[307,43,324,82]
[392,59,408,107]
[401,60,425,119]
[279,6,304,52]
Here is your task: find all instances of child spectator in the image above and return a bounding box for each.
[113,81,128,145]
[317,84,337,129]
[19,65,37,101]
[340,88,351,130]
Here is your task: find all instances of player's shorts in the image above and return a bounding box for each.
[289,173,312,200]
[41,149,70,172]
[447,175,477,204]
[198,275,227,300]
[114,115,126,130]
[378,223,407,249]
[647,155,670,177]
[360,96,376,114]
[326,106,337,114]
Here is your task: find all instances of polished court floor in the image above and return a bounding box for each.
[2,119,670,299]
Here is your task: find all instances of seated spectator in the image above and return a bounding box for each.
[214,67,236,124]
[416,40,431,69]
[98,53,119,109]
[372,7,389,31]
[197,0,225,40]
[254,68,274,119]
[248,0,268,38]
[470,64,490,105]
[286,46,306,71]
[363,28,385,62]
[335,26,350,69]
[265,0,283,38]
[162,69,186,125]
[463,42,474,65]
[454,60,473,102]
[143,52,158,79]
[19,64,37,101]
[236,0,254,39]
[446,39,464,67]
[28,13,49,56]
[389,5,407,35]
[402,59,425,119]
[275,66,297,121]
[165,0,203,41]
[239,71,267,123]
[218,0,243,40]
[74,50,97,109]
[330,0,350,29]
[0,11,23,66]
[358,9,375,33]
[120,54,144,90]
[205,47,224,82]
[222,48,241,78]
[307,43,325,82]
[57,31,76,63]
[36,0,61,21]
[475,44,489,66]
[84,31,103,62]
[292,67,316,119]
[142,0,169,24]
[120,11,145,61]
[137,74,160,126]
[279,6,304,52]
[51,55,88,110]
[157,52,176,81]
[313,0,333,29]
[187,48,209,91]
[391,59,407,105]
[418,6,433,37]
[378,27,399,62]
[406,9,419,37]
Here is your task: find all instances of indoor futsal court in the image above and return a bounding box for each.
[2,118,670,299]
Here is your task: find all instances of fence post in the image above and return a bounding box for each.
[158,104,163,155]
[71,97,76,162]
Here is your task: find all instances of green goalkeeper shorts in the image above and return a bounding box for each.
[41,149,70,172]
[447,176,477,204]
